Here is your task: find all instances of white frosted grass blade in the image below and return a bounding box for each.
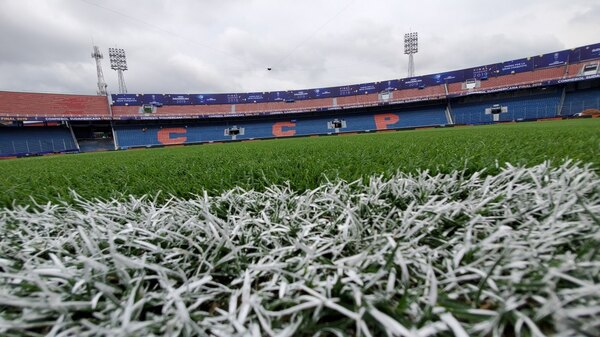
[0,161,598,336]
[440,313,469,337]
[368,306,416,337]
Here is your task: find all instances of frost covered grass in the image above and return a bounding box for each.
[1,161,599,336]
[0,118,599,208]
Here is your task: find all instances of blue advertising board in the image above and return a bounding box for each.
[112,94,141,105]
[401,77,424,88]
[571,42,600,62]
[427,70,465,85]
[499,58,533,75]
[534,50,569,68]
[194,94,225,104]
[378,80,401,91]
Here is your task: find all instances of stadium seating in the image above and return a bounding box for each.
[561,87,600,115]
[0,92,109,119]
[111,104,232,118]
[480,67,564,89]
[114,107,448,149]
[452,91,561,125]
[111,87,449,119]
[563,61,600,77]
[448,67,566,95]
[0,126,78,156]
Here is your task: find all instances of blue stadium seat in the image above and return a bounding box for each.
[452,92,561,125]
[0,127,78,156]
[561,88,600,115]
[114,107,448,148]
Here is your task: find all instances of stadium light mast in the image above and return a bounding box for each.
[109,47,128,94]
[404,32,418,78]
[91,46,107,96]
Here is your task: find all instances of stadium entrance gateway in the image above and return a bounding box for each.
[485,105,508,122]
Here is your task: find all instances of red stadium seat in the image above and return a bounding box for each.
[0,92,109,119]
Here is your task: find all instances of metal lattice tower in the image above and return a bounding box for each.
[91,46,107,96]
[109,47,128,94]
[404,32,418,78]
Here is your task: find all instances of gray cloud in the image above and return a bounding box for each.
[0,0,598,95]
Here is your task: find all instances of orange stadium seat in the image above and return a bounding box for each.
[0,92,109,119]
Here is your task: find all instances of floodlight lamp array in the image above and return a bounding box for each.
[404,32,418,55]
[109,48,128,71]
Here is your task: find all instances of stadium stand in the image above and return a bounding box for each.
[561,87,600,116]
[113,106,448,149]
[479,67,565,89]
[0,92,109,119]
[110,88,449,119]
[0,126,78,156]
[452,91,561,125]
[565,61,600,77]
[448,67,566,95]
[111,104,232,118]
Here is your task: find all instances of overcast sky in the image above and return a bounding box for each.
[1,0,599,95]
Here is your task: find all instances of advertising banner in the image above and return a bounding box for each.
[572,42,600,62]
[534,50,570,68]
[165,94,193,105]
[194,94,226,104]
[427,70,465,85]
[310,87,335,98]
[499,58,533,75]
[112,94,141,105]
[377,80,401,91]
[356,83,378,94]
[401,77,424,89]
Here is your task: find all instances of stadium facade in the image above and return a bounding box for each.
[1,43,600,157]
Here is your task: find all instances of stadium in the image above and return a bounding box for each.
[1,43,600,155]
[1,1,600,336]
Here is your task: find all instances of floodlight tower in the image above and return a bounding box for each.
[404,32,418,78]
[91,46,107,96]
[109,47,128,94]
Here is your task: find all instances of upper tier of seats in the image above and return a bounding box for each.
[110,85,447,118]
[112,63,571,118]
[0,92,109,119]
[447,66,567,95]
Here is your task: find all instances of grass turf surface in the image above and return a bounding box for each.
[0,118,599,208]
[1,162,599,336]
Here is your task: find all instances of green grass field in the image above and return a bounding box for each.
[1,118,599,208]
[1,118,600,336]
